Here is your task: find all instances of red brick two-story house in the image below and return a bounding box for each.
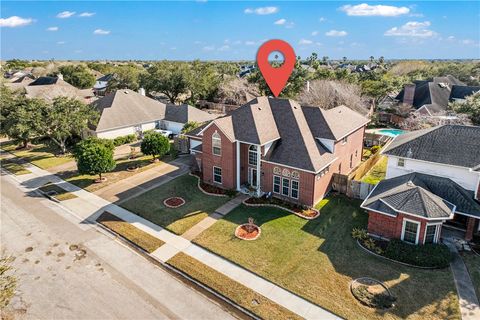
[186,97,369,207]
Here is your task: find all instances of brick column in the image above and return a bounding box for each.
[465,217,476,241]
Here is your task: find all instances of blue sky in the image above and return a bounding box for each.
[1,1,479,60]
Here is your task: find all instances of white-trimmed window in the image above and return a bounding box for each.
[282,169,290,177]
[397,158,405,167]
[212,132,221,156]
[273,176,281,194]
[424,224,440,244]
[273,167,281,175]
[291,180,299,199]
[282,178,289,196]
[248,145,257,166]
[213,166,222,184]
[401,219,420,244]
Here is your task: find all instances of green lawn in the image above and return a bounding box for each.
[194,196,460,320]
[362,156,388,185]
[461,252,480,300]
[38,183,78,201]
[0,141,74,170]
[120,175,231,235]
[0,159,31,175]
[59,155,168,192]
[168,253,302,320]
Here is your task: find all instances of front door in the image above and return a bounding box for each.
[248,168,257,188]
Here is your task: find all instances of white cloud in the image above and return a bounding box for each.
[311,30,319,36]
[57,11,76,18]
[384,21,436,37]
[0,16,33,28]
[340,4,409,17]
[202,45,215,51]
[170,47,177,50]
[319,17,326,22]
[47,26,59,31]
[93,29,110,35]
[447,36,455,40]
[326,30,348,37]
[218,45,230,51]
[79,12,95,17]
[299,39,313,45]
[274,18,294,28]
[461,39,476,45]
[57,41,66,45]
[244,7,278,15]
[274,18,286,25]
[245,41,256,46]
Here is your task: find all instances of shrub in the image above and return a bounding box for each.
[370,145,381,154]
[384,239,452,268]
[112,134,136,147]
[352,228,368,241]
[74,137,115,180]
[141,132,170,160]
[225,189,237,198]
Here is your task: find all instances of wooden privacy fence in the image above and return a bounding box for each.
[331,173,375,200]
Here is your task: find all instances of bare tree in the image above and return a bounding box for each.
[298,80,369,115]
[399,113,472,131]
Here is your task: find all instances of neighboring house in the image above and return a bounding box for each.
[361,125,480,244]
[185,97,369,207]
[25,75,92,103]
[4,73,35,91]
[395,75,480,116]
[93,74,114,96]
[90,89,217,139]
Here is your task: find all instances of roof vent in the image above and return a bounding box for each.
[406,148,413,158]
[258,107,262,110]
[124,90,129,94]
[407,180,414,187]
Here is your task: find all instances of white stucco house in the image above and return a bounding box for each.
[362,125,480,244]
[90,89,218,139]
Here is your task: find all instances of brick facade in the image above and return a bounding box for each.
[196,122,366,207]
[368,210,442,244]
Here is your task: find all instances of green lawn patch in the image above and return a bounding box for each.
[59,155,165,192]
[194,196,460,320]
[38,183,78,201]
[461,252,480,299]
[97,212,164,253]
[0,141,74,170]
[168,252,302,320]
[120,174,230,235]
[0,159,31,175]
[362,156,387,185]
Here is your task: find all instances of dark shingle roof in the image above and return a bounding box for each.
[383,125,480,168]
[450,85,480,100]
[362,172,480,218]
[194,97,367,172]
[29,76,58,86]
[97,74,113,82]
[164,104,217,124]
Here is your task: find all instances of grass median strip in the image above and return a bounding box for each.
[97,212,164,253]
[39,183,78,201]
[0,159,31,175]
[167,252,302,320]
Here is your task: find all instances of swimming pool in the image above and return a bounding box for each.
[377,129,405,137]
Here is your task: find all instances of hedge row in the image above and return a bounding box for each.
[111,134,137,147]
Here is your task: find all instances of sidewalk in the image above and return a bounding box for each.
[3,155,340,320]
[445,240,480,320]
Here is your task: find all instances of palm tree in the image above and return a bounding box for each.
[322,56,329,64]
[342,56,347,63]
[379,56,385,64]
[369,56,375,62]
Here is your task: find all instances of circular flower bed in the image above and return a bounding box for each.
[235,224,261,241]
[126,166,139,172]
[351,277,396,309]
[163,197,186,208]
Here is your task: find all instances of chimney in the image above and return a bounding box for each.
[403,83,416,106]
[306,80,310,92]
[138,88,146,96]
[57,73,63,80]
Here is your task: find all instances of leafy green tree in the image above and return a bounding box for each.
[181,121,202,134]
[74,137,115,181]
[342,56,348,63]
[140,132,170,160]
[86,62,115,75]
[0,87,44,148]
[39,97,99,154]
[322,56,329,64]
[379,56,385,65]
[141,62,190,103]
[187,61,221,103]
[449,92,480,125]
[58,65,95,89]
[369,56,375,62]
[361,79,392,111]
[108,64,143,91]
[307,53,318,66]
[313,68,334,80]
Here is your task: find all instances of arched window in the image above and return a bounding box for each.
[273,167,281,175]
[282,169,290,177]
[291,171,300,179]
[248,145,257,165]
[212,132,221,155]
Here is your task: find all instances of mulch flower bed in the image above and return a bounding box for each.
[163,197,186,208]
[235,224,261,241]
[351,277,396,309]
[244,197,319,220]
[94,177,108,183]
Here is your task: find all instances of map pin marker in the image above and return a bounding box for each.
[257,39,296,97]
